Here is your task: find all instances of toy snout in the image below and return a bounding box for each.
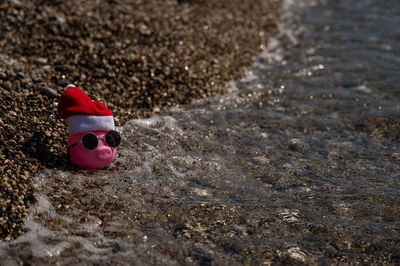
[96,143,114,161]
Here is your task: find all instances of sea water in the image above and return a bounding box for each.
[1,0,399,264]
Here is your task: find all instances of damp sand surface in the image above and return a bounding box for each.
[1,0,400,264]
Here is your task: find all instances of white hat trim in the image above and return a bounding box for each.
[67,115,115,134]
[66,84,76,89]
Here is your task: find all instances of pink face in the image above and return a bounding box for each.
[67,130,117,169]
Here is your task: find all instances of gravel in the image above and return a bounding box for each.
[0,0,281,240]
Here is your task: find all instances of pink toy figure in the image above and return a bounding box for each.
[58,85,121,169]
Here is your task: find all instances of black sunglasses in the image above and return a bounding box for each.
[67,130,121,153]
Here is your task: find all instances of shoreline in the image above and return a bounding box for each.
[0,0,282,240]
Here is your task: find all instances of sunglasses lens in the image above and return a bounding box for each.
[105,130,121,148]
[81,133,98,150]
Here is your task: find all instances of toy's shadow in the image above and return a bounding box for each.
[22,132,67,170]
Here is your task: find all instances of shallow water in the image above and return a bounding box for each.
[1,0,400,264]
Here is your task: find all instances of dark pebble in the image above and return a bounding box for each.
[17,72,25,79]
[39,86,59,97]
[3,81,12,90]
[24,82,33,89]
[56,79,70,87]
[288,143,309,153]
[54,65,69,72]
[0,72,7,80]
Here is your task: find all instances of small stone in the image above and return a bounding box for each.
[288,139,310,153]
[18,136,25,144]
[391,153,400,160]
[0,72,7,80]
[39,86,58,98]
[3,81,12,90]
[17,72,25,79]
[139,24,152,35]
[24,82,33,89]
[54,65,68,72]
[35,57,48,64]
[56,79,69,87]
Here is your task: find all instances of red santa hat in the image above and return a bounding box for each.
[58,84,115,134]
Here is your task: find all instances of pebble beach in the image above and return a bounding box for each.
[0,0,281,241]
[2,0,400,264]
